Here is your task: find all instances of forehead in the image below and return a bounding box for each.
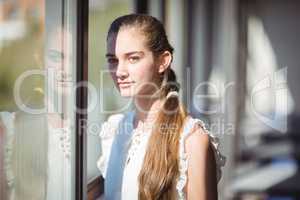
[107,27,149,56]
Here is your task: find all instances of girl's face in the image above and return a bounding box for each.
[106,27,162,98]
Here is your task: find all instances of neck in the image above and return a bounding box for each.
[133,96,162,128]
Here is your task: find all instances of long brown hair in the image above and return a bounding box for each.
[107,14,188,200]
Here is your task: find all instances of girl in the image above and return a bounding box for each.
[97,14,225,200]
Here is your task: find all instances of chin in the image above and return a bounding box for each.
[119,90,134,98]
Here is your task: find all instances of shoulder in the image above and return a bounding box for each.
[106,113,126,123]
[99,113,127,139]
[184,119,215,163]
[182,116,210,151]
[183,116,226,182]
[183,116,218,199]
[97,112,130,178]
[186,118,209,143]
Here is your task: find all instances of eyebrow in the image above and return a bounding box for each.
[105,51,144,58]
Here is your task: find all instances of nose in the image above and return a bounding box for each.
[116,62,129,78]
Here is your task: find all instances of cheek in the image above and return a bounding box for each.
[109,70,118,84]
[129,61,156,82]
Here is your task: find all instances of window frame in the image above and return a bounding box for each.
[75,0,89,199]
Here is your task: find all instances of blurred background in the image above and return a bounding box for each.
[1,0,300,199]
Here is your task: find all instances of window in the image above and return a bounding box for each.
[0,0,79,199]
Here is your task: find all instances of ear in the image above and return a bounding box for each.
[158,51,172,74]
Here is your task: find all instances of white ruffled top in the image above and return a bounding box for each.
[97,111,226,200]
[0,112,72,200]
[0,112,15,190]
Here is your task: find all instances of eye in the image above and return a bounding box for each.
[107,57,118,64]
[128,56,140,63]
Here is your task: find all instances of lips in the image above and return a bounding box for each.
[118,81,134,88]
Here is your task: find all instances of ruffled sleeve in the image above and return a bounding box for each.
[97,114,125,179]
[194,119,226,182]
[49,126,71,159]
[176,117,226,199]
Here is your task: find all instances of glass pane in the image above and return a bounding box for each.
[0,0,77,199]
[87,0,133,181]
[232,1,300,197]
[239,1,296,154]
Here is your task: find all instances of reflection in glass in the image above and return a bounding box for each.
[0,0,76,199]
